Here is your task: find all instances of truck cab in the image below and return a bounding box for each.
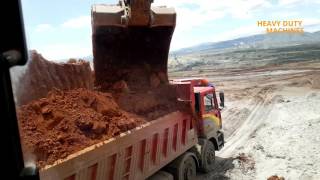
[194,86,224,150]
[172,78,225,151]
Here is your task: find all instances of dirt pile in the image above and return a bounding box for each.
[267,175,285,180]
[16,51,94,106]
[18,88,146,168]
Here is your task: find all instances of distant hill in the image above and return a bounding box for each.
[171,31,320,56]
[81,31,320,64]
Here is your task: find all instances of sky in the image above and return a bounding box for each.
[21,0,320,60]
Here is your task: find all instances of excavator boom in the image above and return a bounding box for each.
[91,0,176,91]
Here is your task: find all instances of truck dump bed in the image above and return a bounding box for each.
[40,111,197,180]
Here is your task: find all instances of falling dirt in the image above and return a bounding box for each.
[115,84,180,120]
[18,88,146,168]
[267,175,285,180]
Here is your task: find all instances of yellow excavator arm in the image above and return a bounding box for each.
[120,0,152,26]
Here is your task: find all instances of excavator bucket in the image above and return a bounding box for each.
[91,0,176,91]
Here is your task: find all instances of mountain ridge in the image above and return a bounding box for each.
[171,31,320,56]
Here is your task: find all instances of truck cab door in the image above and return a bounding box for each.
[202,92,222,138]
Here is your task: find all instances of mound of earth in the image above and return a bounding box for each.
[267,175,285,180]
[15,51,94,106]
[18,88,146,168]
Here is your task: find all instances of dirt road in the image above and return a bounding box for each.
[171,61,320,179]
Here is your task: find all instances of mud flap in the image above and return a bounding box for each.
[217,131,224,150]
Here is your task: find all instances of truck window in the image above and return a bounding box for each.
[204,94,214,112]
[195,93,200,112]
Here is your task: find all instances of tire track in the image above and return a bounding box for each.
[218,86,277,156]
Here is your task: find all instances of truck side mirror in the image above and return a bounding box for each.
[219,91,225,108]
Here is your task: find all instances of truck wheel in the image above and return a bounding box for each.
[147,171,174,180]
[167,152,197,180]
[200,140,215,173]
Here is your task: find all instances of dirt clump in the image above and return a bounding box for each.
[18,88,145,168]
[235,153,255,173]
[267,175,285,180]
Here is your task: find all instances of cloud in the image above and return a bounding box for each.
[61,16,90,28]
[32,43,92,60]
[277,0,320,8]
[154,0,271,46]
[29,0,320,58]
[173,6,225,33]
[169,24,265,50]
[303,18,320,32]
[271,11,300,18]
[227,0,272,19]
[154,0,271,31]
[154,0,271,50]
[31,15,92,60]
[304,18,320,26]
[35,24,53,32]
[212,25,263,42]
[278,0,301,6]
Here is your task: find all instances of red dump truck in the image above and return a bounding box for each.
[39,78,225,180]
[39,1,225,180]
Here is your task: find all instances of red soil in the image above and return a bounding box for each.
[18,88,146,168]
[15,51,94,106]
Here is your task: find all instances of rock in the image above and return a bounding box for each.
[41,106,52,115]
[75,119,93,131]
[92,122,107,135]
[112,80,130,92]
[267,175,285,180]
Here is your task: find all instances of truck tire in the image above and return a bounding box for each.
[147,171,174,180]
[166,152,197,180]
[200,140,216,173]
